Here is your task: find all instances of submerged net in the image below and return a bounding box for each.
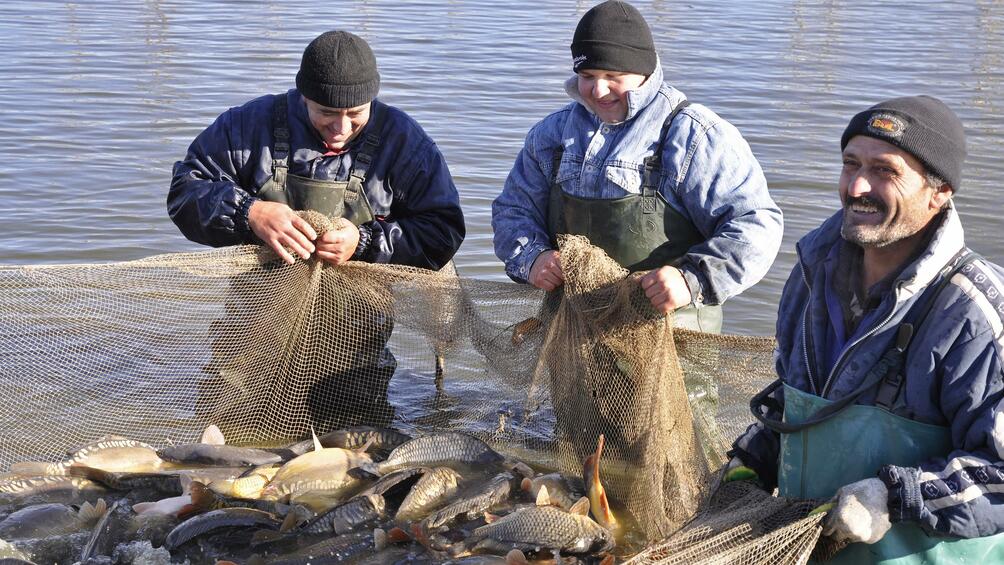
[0,213,826,562]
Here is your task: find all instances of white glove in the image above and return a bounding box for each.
[822,478,892,545]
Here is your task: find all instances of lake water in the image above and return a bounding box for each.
[1,0,1002,337]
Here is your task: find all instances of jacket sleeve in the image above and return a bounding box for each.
[491,121,556,284]
[167,105,261,247]
[361,136,464,270]
[879,326,1004,538]
[671,116,783,306]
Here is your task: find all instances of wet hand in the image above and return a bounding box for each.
[528,250,564,291]
[315,219,361,266]
[822,478,891,545]
[247,200,317,264]
[639,266,692,314]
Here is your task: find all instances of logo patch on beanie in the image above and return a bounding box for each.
[867,113,906,139]
[572,54,588,70]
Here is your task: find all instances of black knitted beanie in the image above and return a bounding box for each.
[570,1,656,75]
[841,95,966,191]
[296,31,380,109]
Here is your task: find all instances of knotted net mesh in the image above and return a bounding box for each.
[0,213,828,562]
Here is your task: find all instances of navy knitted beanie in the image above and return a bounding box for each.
[296,31,380,109]
[841,95,966,190]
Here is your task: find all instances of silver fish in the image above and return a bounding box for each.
[395,467,463,522]
[164,507,281,550]
[157,444,285,467]
[261,447,371,500]
[302,493,386,535]
[68,466,183,495]
[0,475,107,501]
[0,499,106,539]
[465,505,614,556]
[370,432,503,475]
[288,426,412,456]
[521,472,586,512]
[423,472,520,531]
[45,436,168,475]
[261,530,376,564]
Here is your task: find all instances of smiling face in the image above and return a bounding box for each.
[576,69,647,124]
[839,135,951,249]
[303,96,371,152]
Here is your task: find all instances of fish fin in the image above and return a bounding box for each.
[506,549,529,565]
[535,484,551,506]
[279,511,299,533]
[132,502,155,514]
[78,498,108,523]
[599,554,615,565]
[483,511,500,524]
[510,461,534,479]
[569,496,590,516]
[200,424,226,445]
[349,463,380,479]
[386,526,411,544]
[311,426,322,453]
[355,436,376,454]
[8,461,50,476]
[176,504,202,520]
[520,477,533,492]
[188,481,214,510]
[373,527,387,551]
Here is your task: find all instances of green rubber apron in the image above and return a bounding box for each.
[546,100,722,333]
[257,95,379,225]
[752,251,1004,563]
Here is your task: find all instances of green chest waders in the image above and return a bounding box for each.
[546,100,721,333]
[257,95,380,225]
[751,251,1004,564]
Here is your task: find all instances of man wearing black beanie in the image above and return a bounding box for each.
[168,31,465,431]
[493,0,782,334]
[729,95,1004,562]
[169,30,464,269]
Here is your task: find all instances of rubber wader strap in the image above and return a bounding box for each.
[345,103,385,206]
[271,94,290,192]
[751,249,981,434]
[641,99,690,201]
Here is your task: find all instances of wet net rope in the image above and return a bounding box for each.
[0,213,828,563]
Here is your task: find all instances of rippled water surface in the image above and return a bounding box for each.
[1,0,1002,336]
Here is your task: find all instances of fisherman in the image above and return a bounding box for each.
[727,95,1004,562]
[491,0,782,332]
[168,31,464,431]
[168,30,464,268]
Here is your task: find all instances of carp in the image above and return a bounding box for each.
[0,499,107,539]
[366,432,503,475]
[464,505,614,556]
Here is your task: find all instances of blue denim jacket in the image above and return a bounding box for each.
[731,205,1004,538]
[168,90,464,270]
[491,64,782,306]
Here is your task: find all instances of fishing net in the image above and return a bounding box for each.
[0,212,827,562]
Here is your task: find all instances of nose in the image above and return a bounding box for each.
[845,171,871,198]
[592,79,611,99]
[331,114,352,136]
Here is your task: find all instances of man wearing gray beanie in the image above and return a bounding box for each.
[492,1,782,334]
[729,95,1004,563]
[169,30,464,269]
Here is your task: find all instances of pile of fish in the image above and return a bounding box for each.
[0,426,623,564]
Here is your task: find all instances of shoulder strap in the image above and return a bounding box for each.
[271,94,290,192]
[345,102,385,203]
[751,249,981,434]
[641,99,690,197]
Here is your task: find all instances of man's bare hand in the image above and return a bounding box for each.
[529,250,564,291]
[639,266,692,314]
[315,219,361,266]
[247,201,317,264]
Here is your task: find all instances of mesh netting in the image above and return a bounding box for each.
[0,213,826,562]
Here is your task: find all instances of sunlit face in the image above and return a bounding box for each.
[303,96,371,152]
[576,69,647,124]
[839,135,950,248]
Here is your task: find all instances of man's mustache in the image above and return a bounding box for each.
[845,196,886,214]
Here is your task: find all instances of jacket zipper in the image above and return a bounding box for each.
[797,260,818,396]
[820,283,904,397]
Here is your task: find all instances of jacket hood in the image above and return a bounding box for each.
[563,57,664,124]
[796,201,967,302]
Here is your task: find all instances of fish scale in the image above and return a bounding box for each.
[466,505,614,556]
[423,472,517,530]
[374,432,503,474]
[304,494,386,535]
[395,467,462,521]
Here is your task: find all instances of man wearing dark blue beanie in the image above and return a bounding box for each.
[730,95,1004,563]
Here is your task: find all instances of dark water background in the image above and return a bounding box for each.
[0,0,1002,336]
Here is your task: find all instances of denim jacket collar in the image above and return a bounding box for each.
[563,59,665,124]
